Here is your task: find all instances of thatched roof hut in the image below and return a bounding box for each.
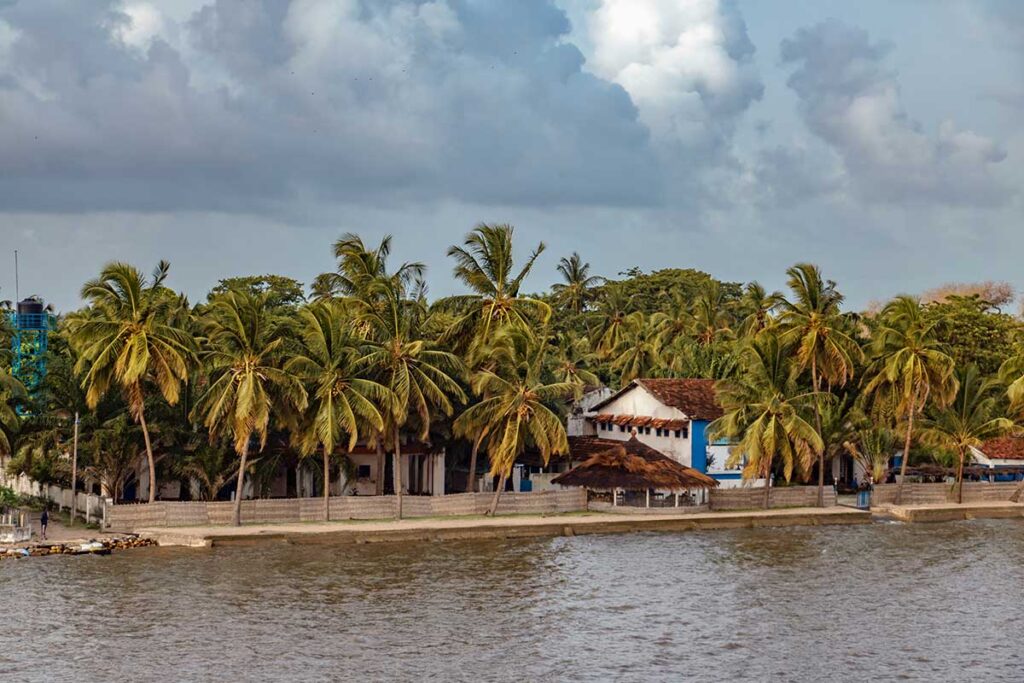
[552,436,718,492]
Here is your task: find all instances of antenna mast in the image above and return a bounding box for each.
[14,249,18,303]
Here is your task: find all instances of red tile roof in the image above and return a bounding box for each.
[979,436,1024,460]
[635,378,723,420]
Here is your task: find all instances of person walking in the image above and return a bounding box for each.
[39,509,49,541]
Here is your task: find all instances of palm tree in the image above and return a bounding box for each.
[442,223,551,357]
[591,284,633,359]
[552,253,603,315]
[454,328,572,515]
[919,364,1013,503]
[286,301,388,520]
[778,263,862,506]
[548,332,601,391]
[0,373,27,456]
[690,281,735,347]
[709,333,823,508]
[843,426,897,486]
[355,277,465,518]
[70,261,196,503]
[611,312,663,384]
[737,281,783,337]
[174,443,239,501]
[862,296,958,505]
[191,290,307,526]
[312,233,424,300]
[998,344,1024,414]
[663,338,741,380]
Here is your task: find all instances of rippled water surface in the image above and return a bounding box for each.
[4,519,1024,682]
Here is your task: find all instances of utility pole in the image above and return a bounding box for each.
[70,412,79,525]
[14,249,18,302]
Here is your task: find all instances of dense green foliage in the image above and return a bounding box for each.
[2,225,1022,510]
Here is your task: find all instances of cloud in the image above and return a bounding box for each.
[568,0,762,153]
[779,20,1009,206]
[0,0,661,213]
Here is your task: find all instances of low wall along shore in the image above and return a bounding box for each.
[873,482,1022,506]
[105,485,839,531]
[105,489,588,531]
[709,486,836,511]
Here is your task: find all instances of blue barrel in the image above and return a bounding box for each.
[856,490,871,509]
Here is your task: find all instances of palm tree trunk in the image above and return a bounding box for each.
[466,432,484,493]
[763,462,772,510]
[956,446,965,505]
[138,406,157,504]
[375,441,385,496]
[812,363,824,508]
[323,444,331,522]
[232,443,249,527]
[393,426,403,520]
[488,472,507,516]
[895,408,915,506]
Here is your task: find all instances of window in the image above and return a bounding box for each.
[357,465,372,479]
[675,428,689,439]
[644,426,652,435]
[619,425,627,432]
[655,428,663,437]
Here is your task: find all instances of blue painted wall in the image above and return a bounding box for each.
[691,420,709,473]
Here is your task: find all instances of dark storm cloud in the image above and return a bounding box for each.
[0,0,661,213]
[779,19,1010,207]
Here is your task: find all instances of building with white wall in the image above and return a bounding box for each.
[573,378,751,487]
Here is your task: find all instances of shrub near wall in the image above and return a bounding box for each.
[104,490,588,531]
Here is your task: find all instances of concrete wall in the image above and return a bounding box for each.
[873,482,1021,506]
[709,486,835,511]
[105,489,588,531]
[0,470,106,525]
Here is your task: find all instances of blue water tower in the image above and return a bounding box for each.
[9,296,53,402]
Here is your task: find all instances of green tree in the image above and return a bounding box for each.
[552,252,603,315]
[312,233,424,300]
[925,295,1020,375]
[355,277,465,518]
[709,333,823,508]
[191,290,307,526]
[919,365,1013,503]
[778,263,862,506]
[210,275,307,310]
[611,312,663,385]
[286,301,387,520]
[442,223,551,357]
[454,328,572,515]
[0,373,26,456]
[70,261,196,503]
[737,281,783,337]
[863,296,959,505]
[174,443,239,501]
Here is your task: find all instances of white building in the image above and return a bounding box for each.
[570,378,753,488]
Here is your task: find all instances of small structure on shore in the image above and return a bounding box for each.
[553,436,718,508]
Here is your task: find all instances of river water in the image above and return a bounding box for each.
[3,519,1024,682]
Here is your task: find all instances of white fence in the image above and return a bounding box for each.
[0,471,107,526]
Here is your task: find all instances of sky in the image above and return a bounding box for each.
[1,0,1022,312]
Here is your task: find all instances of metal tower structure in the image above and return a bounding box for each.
[9,296,53,397]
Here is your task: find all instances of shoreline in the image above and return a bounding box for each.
[138,506,872,548]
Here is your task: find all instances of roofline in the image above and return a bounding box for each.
[587,379,693,420]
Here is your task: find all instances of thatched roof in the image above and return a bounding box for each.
[552,437,719,492]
